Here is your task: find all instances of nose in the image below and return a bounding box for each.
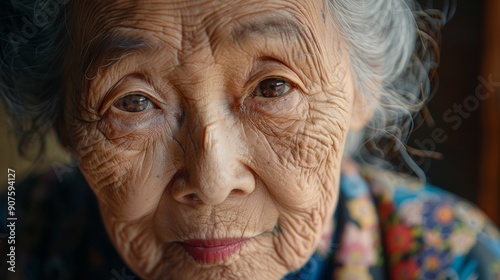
[171,118,255,205]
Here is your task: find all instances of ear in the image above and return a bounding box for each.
[349,87,377,131]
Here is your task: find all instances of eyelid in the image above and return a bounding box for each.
[252,77,293,98]
[113,93,155,113]
[98,74,162,115]
[247,59,307,94]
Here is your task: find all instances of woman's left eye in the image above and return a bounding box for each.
[253,78,292,98]
[113,94,154,112]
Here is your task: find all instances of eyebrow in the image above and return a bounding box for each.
[81,33,152,79]
[230,17,303,42]
[81,16,305,78]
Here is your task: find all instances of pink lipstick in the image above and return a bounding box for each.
[180,239,247,264]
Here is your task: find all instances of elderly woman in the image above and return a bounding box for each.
[1,0,499,279]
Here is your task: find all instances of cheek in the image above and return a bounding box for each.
[67,118,182,277]
[67,115,179,219]
[249,89,350,206]
[247,89,350,269]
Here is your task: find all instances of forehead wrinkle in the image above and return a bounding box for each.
[81,30,155,80]
[224,12,331,88]
[224,11,327,64]
[229,16,302,43]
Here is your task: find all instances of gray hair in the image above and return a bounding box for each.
[0,0,440,169]
[330,0,441,174]
[0,0,70,157]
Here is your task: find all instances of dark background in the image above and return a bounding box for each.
[410,1,487,206]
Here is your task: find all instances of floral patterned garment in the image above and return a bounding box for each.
[285,165,500,280]
[1,164,499,280]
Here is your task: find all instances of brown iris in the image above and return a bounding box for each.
[256,78,291,98]
[114,94,154,112]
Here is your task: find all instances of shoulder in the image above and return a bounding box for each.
[360,165,500,280]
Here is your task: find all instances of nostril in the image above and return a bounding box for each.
[172,165,255,205]
[230,189,246,196]
[185,193,200,201]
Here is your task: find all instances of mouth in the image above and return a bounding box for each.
[180,238,248,264]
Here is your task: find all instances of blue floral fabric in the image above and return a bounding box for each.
[286,166,500,279]
[1,165,499,279]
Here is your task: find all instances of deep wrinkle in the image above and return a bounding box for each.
[63,0,369,278]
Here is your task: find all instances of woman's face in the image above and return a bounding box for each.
[63,0,363,278]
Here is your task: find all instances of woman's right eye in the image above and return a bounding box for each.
[113,94,154,112]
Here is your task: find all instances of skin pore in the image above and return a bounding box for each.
[61,0,369,278]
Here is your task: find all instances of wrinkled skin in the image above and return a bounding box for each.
[61,0,369,279]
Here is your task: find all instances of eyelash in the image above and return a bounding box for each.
[113,93,155,112]
[252,77,293,98]
[110,75,296,114]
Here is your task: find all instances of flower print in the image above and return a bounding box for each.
[377,200,394,222]
[423,230,443,248]
[435,205,454,224]
[422,201,455,237]
[341,174,370,198]
[454,202,486,233]
[398,199,424,226]
[390,259,419,280]
[347,196,378,228]
[334,265,373,280]
[417,247,451,279]
[336,223,378,266]
[448,228,476,256]
[385,224,414,255]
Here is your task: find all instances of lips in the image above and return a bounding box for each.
[180,238,248,264]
